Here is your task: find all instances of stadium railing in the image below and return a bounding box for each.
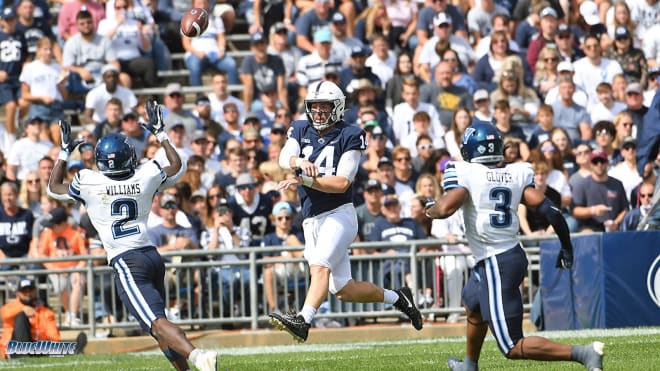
[0,237,549,337]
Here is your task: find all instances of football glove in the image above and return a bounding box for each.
[143,99,165,135]
[555,247,573,270]
[59,120,82,154]
[424,198,436,218]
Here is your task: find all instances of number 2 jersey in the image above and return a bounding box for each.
[288,119,366,218]
[68,160,167,262]
[442,161,534,262]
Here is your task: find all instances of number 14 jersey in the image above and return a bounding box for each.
[442,161,534,262]
[69,161,167,261]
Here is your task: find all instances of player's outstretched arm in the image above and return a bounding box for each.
[47,120,81,201]
[143,100,181,177]
[523,186,574,269]
[424,187,468,219]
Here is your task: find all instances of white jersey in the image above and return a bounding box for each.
[443,161,533,262]
[69,160,166,261]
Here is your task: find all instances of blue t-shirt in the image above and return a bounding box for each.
[148,224,200,249]
[16,19,56,59]
[0,31,28,84]
[239,54,285,97]
[294,9,331,47]
[0,207,34,258]
[369,217,427,252]
[417,5,466,36]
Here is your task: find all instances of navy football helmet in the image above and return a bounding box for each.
[304,81,345,131]
[460,122,504,164]
[95,133,137,176]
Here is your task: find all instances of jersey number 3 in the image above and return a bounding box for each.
[489,187,512,228]
[112,199,139,239]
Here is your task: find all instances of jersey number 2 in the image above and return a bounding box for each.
[111,199,139,239]
[489,188,512,228]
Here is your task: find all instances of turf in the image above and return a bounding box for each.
[4,328,660,370]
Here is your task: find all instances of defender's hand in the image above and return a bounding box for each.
[59,120,82,154]
[143,100,165,135]
[424,198,436,219]
[556,248,573,270]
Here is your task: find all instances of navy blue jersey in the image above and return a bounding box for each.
[228,193,274,245]
[0,207,34,257]
[289,119,367,218]
[16,19,56,58]
[0,31,27,82]
[369,216,427,252]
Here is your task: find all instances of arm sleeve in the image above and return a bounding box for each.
[537,198,572,252]
[335,149,361,183]
[279,136,301,170]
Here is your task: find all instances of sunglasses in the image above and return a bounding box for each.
[596,130,611,136]
[418,144,433,150]
[557,34,570,39]
[371,134,385,141]
[162,203,178,210]
[169,93,183,98]
[584,44,600,50]
[277,216,291,221]
[224,108,238,113]
[366,187,382,193]
[197,100,210,106]
[576,150,591,156]
[591,158,608,165]
[237,184,255,191]
[541,145,555,152]
[443,57,457,62]
[640,193,653,199]
[622,145,636,151]
[395,157,411,162]
[208,194,221,199]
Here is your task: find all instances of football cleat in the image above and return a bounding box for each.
[269,311,310,343]
[447,357,470,371]
[394,287,423,330]
[194,350,217,371]
[584,342,604,371]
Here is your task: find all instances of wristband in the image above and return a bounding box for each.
[156,132,169,143]
[591,206,596,216]
[301,174,314,187]
[58,150,69,161]
[294,158,304,169]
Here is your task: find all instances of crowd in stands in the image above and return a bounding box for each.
[2,0,660,330]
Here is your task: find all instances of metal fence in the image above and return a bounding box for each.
[0,237,550,337]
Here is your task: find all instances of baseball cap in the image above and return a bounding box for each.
[244,113,261,125]
[350,45,369,56]
[165,82,183,96]
[589,149,608,163]
[41,207,68,227]
[579,1,600,26]
[196,93,210,105]
[17,279,36,291]
[67,160,84,171]
[235,173,256,187]
[371,125,384,136]
[626,82,642,94]
[649,66,660,76]
[24,115,43,127]
[377,156,392,168]
[191,130,207,142]
[313,27,332,43]
[0,7,17,19]
[621,136,637,149]
[383,194,400,206]
[473,89,489,102]
[101,64,119,75]
[251,31,266,45]
[433,12,452,26]
[122,111,137,121]
[540,7,557,19]
[270,22,287,34]
[191,189,206,200]
[160,194,178,208]
[365,179,382,190]
[273,201,293,216]
[324,64,340,77]
[271,123,286,134]
[557,61,574,72]
[615,26,630,40]
[557,23,571,35]
[332,11,346,23]
[168,119,185,130]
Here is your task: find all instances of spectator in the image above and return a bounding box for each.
[644,67,660,106]
[370,194,426,290]
[248,0,291,37]
[491,99,527,144]
[533,46,561,99]
[412,135,436,173]
[572,34,623,110]
[606,1,635,45]
[489,63,539,127]
[6,116,53,182]
[420,61,473,128]
[503,136,526,163]
[0,182,34,266]
[568,143,593,188]
[329,12,362,66]
[16,0,62,63]
[551,127,578,177]
[418,13,474,83]
[260,201,304,312]
[629,0,660,48]
[152,121,191,168]
[376,156,415,216]
[62,10,119,96]
[534,140,572,209]
[18,171,42,216]
[83,65,138,125]
[120,111,149,160]
[355,178,384,243]
[592,121,618,165]
[343,81,388,127]
[623,82,648,129]
[611,73,628,103]
[473,30,518,92]
[608,137,642,203]
[294,0,333,54]
[0,8,28,136]
[339,45,382,94]
[240,31,287,112]
[392,146,418,191]
[182,0,238,87]
[228,173,273,246]
[551,77,592,143]
[382,0,418,52]
[365,34,396,90]
[57,0,105,42]
[472,89,492,122]
[574,0,610,47]
[590,82,627,123]
[97,0,157,88]
[392,79,443,144]
[467,0,509,47]
[554,23,585,63]
[621,181,655,230]
[354,2,391,47]
[442,48,477,95]
[360,124,390,175]
[215,146,247,196]
[526,7,558,75]
[192,94,222,133]
[514,2,543,56]
[572,150,628,232]
[445,107,471,161]
[0,279,60,359]
[517,159,562,236]
[162,83,202,139]
[605,26,648,88]
[612,111,635,152]
[208,71,246,125]
[416,0,467,48]
[92,98,124,140]
[528,104,555,150]
[384,53,419,118]
[296,27,343,107]
[19,37,65,146]
[474,14,519,61]
[37,207,87,326]
[543,61,589,107]
[268,22,302,111]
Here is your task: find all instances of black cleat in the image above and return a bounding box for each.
[394,287,423,330]
[269,311,310,343]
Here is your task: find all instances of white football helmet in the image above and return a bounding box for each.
[304,81,345,131]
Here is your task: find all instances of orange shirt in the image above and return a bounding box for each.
[38,224,87,269]
[0,299,60,359]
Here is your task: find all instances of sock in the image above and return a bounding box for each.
[463,356,478,370]
[383,289,399,304]
[299,305,317,324]
[571,344,590,364]
[188,348,201,363]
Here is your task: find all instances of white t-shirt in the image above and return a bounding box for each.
[188,15,225,55]
[85,85,138,123]
[608,162,642,203]
[365,52,397,89]
[19,60,63,101]
[590,101,627,124]
[7,138,54,181]
[208,93,245,126]
[572,57,623,110]
[419,35,476,70]
[391,101,444,144]
[97,18,145,60]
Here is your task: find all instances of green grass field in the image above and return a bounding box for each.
[4,328,660,370]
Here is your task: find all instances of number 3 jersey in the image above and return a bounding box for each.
[68,161,167,261]
[288,120,367,218]
[443,161,534,262]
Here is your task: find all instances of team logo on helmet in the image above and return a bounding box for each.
[647,254,660,307]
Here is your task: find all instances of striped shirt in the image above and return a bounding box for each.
[296,52,342,87]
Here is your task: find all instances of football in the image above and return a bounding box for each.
[180,8,209,38]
